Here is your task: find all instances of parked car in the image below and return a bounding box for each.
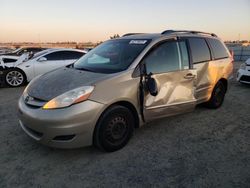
[1,47,47,56]
[0,47,14,55]
[0,55,24,86]
[0,47,48,69]
[1,48,87,87]
[236,58,250,84]
[18,30,233,152]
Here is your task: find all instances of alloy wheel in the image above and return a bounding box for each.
[6,70,24,87]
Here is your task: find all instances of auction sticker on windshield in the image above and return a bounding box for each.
[129,40,148,45]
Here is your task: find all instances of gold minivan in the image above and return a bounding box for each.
[18,30,233,152]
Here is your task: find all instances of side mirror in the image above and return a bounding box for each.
[38,57,47,62]
[146,74,158,96]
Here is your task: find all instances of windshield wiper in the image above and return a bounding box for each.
[73,65,95,72]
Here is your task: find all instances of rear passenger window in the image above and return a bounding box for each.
[61,51,85,60]
[207,38,229,59]
[189,38,211,63]
[44,51,65,61]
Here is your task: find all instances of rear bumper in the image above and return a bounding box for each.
[18,97,106,148]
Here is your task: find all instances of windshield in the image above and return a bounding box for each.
[73,39,150,73]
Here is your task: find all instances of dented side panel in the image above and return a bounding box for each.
[144,69,197,121]
[194,58,233,103]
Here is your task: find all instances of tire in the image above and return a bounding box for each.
[5,68,26,87]
[205,81,226,109]
[93,105,135,152]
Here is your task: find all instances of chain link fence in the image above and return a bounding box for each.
[226,44,250,61]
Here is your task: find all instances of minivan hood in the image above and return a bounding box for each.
[27,67,110,101]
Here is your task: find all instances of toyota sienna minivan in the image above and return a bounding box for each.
[18,30,233,152]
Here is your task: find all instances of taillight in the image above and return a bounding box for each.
[229,50,234,63]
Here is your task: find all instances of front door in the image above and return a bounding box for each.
[142,40,197,121]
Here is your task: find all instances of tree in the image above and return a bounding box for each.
[110,34,120,39]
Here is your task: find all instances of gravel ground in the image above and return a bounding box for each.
[0,62,249,188]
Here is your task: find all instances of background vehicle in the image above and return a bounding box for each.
[1,47,47,56]
[0,47,14,55]
[18,30,233,152]
[0,47,48,68]
[2,48,87,87]
[237,58,250,84]
[0,55,20,68]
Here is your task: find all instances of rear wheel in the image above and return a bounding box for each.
[205,81,226,109]
[5,69,26,87]
[94,105,135,152]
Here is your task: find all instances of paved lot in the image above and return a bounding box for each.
[0,62,249,188]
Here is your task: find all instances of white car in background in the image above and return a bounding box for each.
[237,58,250,84]
[0,48,14,55]
[1,48,87,87]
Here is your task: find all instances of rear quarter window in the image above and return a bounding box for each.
[207,38,229,59]
[188,38,211,63]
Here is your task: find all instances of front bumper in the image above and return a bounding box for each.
[18,97,106,148]
[237,68,250,84]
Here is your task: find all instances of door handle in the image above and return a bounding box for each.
[184,73,195,79]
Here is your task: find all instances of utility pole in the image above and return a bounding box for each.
[38,34,41,47]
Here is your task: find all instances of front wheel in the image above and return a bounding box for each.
[5,69,26,87]
[205,81,226,109]
[93,105,135,152]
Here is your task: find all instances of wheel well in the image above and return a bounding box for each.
[105,101,140,129]
[218,78,228,91]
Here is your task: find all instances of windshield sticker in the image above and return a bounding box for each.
[129,40,147,45]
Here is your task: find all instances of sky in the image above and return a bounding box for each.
[1,0,250,42]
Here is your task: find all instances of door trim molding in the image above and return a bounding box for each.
[146,99,197,110]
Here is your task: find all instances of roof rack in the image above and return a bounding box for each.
[122,33,145,37]
[161,30,217,37]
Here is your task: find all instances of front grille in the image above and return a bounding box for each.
[240,75,250,82]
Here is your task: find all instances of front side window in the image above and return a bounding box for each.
[144,41,189,74]
[189,38,211,63]
[74,39,150,73]
[44,51,83,61]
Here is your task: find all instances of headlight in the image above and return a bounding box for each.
[43,86,94,109]
[240,63,246,70]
